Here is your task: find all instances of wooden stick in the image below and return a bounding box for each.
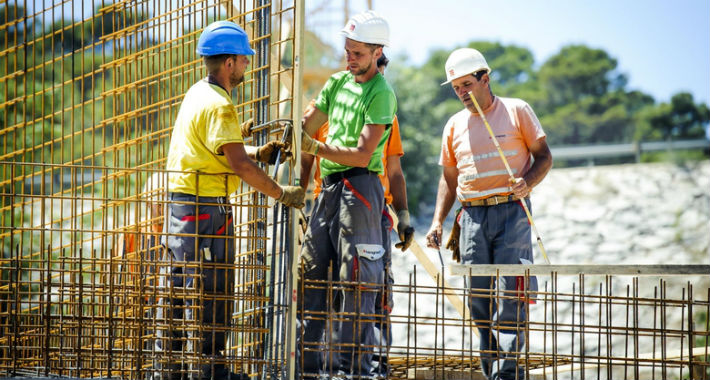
[388,205,479,336]
[467,91,550,264]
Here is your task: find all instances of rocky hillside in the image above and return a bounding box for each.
[391,161,710,352]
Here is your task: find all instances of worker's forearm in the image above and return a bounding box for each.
[300,152,315,190]
[389,171,408,212]
[315,143,374,168]
[244,145,258,160]
[232,159,282,199]
[523,152,553,189]
[432,176,456,225]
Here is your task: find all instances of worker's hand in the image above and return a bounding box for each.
[301,132,321,156]
[510,177,530,198]
[240,118,254,138]
[394,210,415,252]
[255,141,291,165]
[277,185,305,208]
[425,223,442,249]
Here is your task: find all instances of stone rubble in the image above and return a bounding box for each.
[391,160,710,352]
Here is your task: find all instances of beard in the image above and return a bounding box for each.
[351,61,372,76]
[229,70,245,87]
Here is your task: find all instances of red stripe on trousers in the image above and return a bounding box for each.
[517,276,536,304]
[216,216,233,235]
[382,209,393,232]
[343,178,372,210]
[181,213,210,222]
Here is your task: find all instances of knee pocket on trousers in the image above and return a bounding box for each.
[352,244,385,287]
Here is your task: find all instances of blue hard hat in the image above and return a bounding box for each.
[196,20,255,56]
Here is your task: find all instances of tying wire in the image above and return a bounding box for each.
[433,234,445,271]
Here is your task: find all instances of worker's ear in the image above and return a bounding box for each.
[373,46,382,61]
[224,56,235,70]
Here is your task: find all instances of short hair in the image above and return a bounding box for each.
[364,42,384,52]
[472,70,487,81]
[203,54,237,75]
[377,53,389,68]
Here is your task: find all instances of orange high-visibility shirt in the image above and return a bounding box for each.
[439,96,545,201]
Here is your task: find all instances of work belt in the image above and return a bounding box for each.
[461,194,523,207]
[322,167,376,187]
[169,192,231,214]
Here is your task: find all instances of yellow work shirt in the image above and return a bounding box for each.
[166,79,244,197]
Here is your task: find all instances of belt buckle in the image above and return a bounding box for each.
[217,197,231,215]
[489,195,507,206]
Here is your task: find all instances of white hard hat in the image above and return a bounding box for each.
[340,10,390,46]
[441,48,491,86]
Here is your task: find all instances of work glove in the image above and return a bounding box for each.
[255,141,291,165]
[240,118,254,138]
[301,132,320,155]
[446,208,462,263]
[394,209,415,252]
[277,185,305,208]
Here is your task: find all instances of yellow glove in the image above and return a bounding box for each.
[255,141,291,165]
[301,132,320,155]
[277,185,305,208]
[240,118,254,138]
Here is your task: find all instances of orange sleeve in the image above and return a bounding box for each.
[311,122,329,199]
[438,117,457,167]
[517,102,546,147]
[316,122,329,143]
[385,115,404,157]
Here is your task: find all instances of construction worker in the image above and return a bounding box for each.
[301,53,413,375]
[297,10,397,379]
[156,20,304,380]
[425,48,552,380]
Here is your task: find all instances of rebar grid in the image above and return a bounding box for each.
[298,268,709,380]
[2,1,709,380]
[2,0,300,378]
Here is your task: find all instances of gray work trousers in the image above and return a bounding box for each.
[154,193,234,380]
[297,172,385,378]
[459,199,538,380]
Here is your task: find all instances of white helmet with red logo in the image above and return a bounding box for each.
[441,48,491,85]
[340,10,390,47]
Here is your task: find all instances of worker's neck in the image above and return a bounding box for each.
[207,73,232,94]
[468,93,495,114]
[354,67,379,84]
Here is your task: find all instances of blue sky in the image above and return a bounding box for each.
[312,0,710,105]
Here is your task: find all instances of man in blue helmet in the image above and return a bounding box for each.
[155,20,305,380]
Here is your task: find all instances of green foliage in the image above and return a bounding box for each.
[635,92,710,141]
[387,55,456,211]
[467,41,535,89]
[4,4,709,218]
[378,42,708,215]
[537,45,627,111]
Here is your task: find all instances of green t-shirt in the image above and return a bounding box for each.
[314,71,397,177]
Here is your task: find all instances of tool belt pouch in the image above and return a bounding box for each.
[446,207,462,263]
